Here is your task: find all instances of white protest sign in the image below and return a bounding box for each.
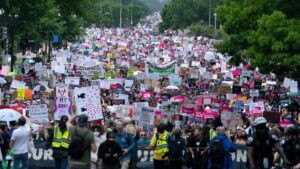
[11,80,26,89]
[124,80,134,91]
[139,107,155,125]
[29,104,48,124]
[74,86,103,120]
[249,89,259,97]
[56,85,68,98]
[290,80,298,93]
[248,101,265,112]
[242,70,251,77]
[65,77,80,86]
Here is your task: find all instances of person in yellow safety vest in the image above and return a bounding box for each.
[149,123,170,169]
[52,115,70,169]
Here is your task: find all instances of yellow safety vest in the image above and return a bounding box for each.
[154,132,169,155]
[52,126,70,149]
[209,129,217,140]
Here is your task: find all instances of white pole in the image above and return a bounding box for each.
[120,0,122,28]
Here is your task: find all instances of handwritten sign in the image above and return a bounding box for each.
[54,97,72,120]
[29,104,48,124]
[11,80,26,89]
[139,107,155,125]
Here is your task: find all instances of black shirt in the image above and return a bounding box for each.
[283,139,300,167]
[98,140,122,165]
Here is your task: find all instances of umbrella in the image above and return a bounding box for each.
[0,109,21,122]
[165,85,179,90]
[0,77,7,84]
[33,85,49,92]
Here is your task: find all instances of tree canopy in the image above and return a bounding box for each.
[216,0,300,80]
[159,0,222,31]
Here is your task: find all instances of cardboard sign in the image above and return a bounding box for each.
[54,97,72,120]
[65,77,80,86]
[254,79,262,90]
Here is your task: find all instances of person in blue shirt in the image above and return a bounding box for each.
[137,132,150,148]
[114,122,135,169]
[208,126,236,169]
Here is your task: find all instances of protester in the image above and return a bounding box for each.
[167,126,186,169]
[98,132,122,169]
[208,126,236,169]
[68,114,97,169]
[281,127,300,168]
[137,132,150,147]
[9,116,31,169]
[188,126,209,169]
[51,115,70,169]
[91,125,106,169]
[247,117,290,169]
[149,123,170,169]
[114,122,135,169]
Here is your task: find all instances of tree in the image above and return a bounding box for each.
[216,0,300,80]
[159,0,222,31]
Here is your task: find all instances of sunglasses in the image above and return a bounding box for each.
[140,134,146,136]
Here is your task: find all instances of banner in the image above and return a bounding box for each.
[148,66,175,75]
[74,86,103,121]
[27,139,247,169]
[29,104,48,124]
[54,97,72,121]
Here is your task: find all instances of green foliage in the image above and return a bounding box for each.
[188,23,223,39]
[159,0,222,31]
[216,0,300,79]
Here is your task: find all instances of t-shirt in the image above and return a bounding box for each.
[69,126,95,165]
[282,140,300,167]
[188,136,209,155]
[11,126,31,154]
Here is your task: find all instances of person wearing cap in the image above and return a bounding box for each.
[247,117,290,169]
[51,115,70,169]
[281,127,300,169]
[98,132,122,169]
[68,114,97,169]
[148,122,170,169]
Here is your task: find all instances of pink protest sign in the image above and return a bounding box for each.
[141,91,153,99]
[182,104,195,114]
[232,70,241,76]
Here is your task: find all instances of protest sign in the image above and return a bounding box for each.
[65,77,80,86]
[139,107,155,125]
[11,80,26,89]
[221,109,236,131]
[56,85,68,98]
[29,104,48,124]
[54,97,72,120]
[159,101,176,115]
[111,99,125,105]
[148,65,175,75]
[290,80,298,93]
[249,89,259,97]
[17,88,26,100]
[74,86,103,120]
[182,104,195,114]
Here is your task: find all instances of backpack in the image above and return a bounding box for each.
[169,136,185,160]
[68,127,87,160]
[210,139,225,166]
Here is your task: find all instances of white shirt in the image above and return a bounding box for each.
[11,125,31,154]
